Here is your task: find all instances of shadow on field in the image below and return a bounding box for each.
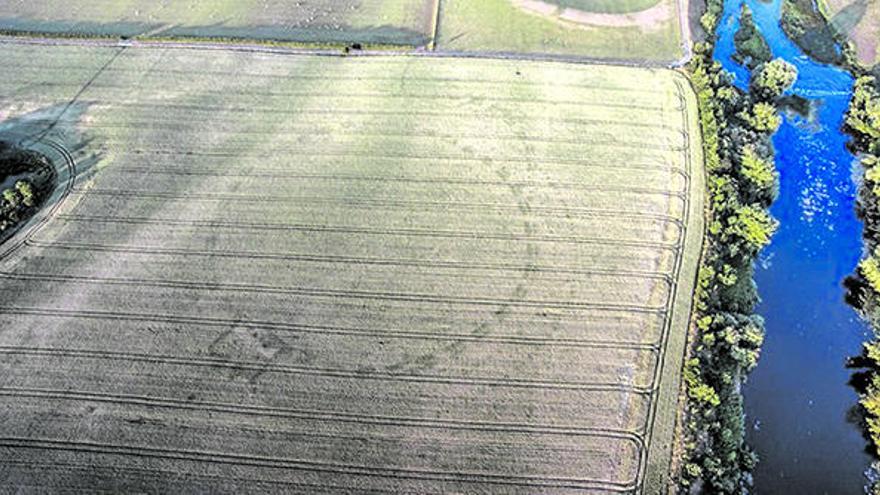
[0,17,160,38]
[164,22,429,47]
[0,101,102,184]
[0,102,103,254]
[0,15,429,47]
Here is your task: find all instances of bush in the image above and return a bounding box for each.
[752,59,799,100]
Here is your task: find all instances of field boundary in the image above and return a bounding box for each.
[641,73,705,494]
[428,0,442,50]
[0,32,687,68]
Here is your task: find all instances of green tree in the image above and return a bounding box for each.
[15,180,34,207]
[847,76,880,155]
[751,58,798,101]
[743,102,782,132]
[2,188,20,208]
[726,204,778,254]
[739,146,778,204]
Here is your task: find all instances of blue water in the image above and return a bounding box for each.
[714,0,873,492]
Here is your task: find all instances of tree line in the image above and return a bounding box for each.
[679,3,797,493]
[843,72,880,494]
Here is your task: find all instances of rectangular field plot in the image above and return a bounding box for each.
[0,44,703,494]
[0,0,436,47]
[436,0,686,62]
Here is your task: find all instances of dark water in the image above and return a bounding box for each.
[713,0,873,492]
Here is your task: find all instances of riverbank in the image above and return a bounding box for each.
[675,2,796,491]
[842,64,880,495]
[713,0,873,492]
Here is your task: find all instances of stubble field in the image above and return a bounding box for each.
[0,42,702,493]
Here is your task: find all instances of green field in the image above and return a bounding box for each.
[436,0,684,61]
[0,0,436,46]
[0,43,703,493]
[548,0,662,14]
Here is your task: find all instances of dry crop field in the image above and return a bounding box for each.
[0,42,702,493]
[0,0,437,47]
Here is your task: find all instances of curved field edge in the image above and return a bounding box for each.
[642,71,706,495]
[0,137,76,264]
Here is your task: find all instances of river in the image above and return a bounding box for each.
[713,0,872,492]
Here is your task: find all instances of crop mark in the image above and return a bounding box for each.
[14,83,685,113]
[0,347,657,393]
[0,387,648,440]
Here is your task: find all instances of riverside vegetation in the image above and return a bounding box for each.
[0,142,54,239]
[679,2,797,492]
[844,74,880,492]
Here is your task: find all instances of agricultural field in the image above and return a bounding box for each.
[435,0,686,62]
[821,0,880,68]
[0,42,703,493]
[0,0,437,47]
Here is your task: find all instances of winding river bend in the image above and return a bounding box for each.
[713,0,872,491]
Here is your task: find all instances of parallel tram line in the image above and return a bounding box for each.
[86,103,687,132]
[0,387,648,441]
[632,78,695,492]
[0,459,403,494]
[61,191,687,226]
[0,306,667,351]
[0,347,658,393]
[4,65,679,97]
[0,437,640,492]
[97,167,689,199]
[0,270,671,313]
[41,217,682,250]
[75,123,689,151]
[119,148,690,177]
[9,243,676,282]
